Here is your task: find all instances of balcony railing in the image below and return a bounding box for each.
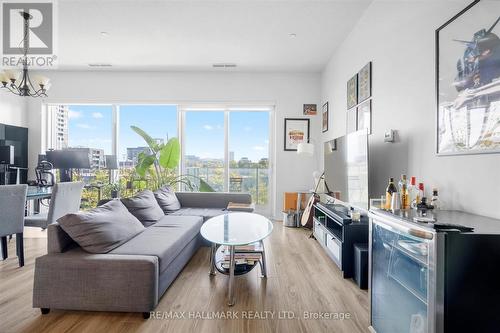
[185,166,269,205]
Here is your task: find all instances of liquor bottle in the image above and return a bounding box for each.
[384,178,397,210]
[398,174,408,193]
[417,183,425,206]
[401,183,410,210]
[408,176,418,209]
[430,188,441,210]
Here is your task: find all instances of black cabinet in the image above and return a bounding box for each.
[0,123,28,184]
[313,202,368,278]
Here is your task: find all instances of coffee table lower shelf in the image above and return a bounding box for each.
[213,245,260,276]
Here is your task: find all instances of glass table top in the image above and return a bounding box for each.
[200,212,274,246]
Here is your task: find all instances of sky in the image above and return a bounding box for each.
[67,105,269,162]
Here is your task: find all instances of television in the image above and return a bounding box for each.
[324,130,369,210]
[46,149,92,169]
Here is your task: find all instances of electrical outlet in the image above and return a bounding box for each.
[384,130,395,142]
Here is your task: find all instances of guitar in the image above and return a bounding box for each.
[301,193,319,228]
[300,172,331,229]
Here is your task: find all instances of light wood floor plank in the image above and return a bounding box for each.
[0,222,369,333]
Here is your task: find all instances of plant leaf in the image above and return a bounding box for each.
[131,126,159,152]
[135,153,155,178]
[159,138,181,169]
[199,179,216,192]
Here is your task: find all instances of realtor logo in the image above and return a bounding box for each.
[1,1,56,67]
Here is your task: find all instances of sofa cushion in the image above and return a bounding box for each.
[154,186,181,213]
[169,207,227,221]
[57,200,145,254]
[109,215,203,273]
[121,190,165,226]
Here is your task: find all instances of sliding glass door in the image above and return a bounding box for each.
[228,111,271,214]
[183,111,225,192]
[181,107,273,215]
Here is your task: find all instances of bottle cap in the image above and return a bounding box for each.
[418,183,424,191]
[410,176,416,185]
[389,177,394,182]
[401,174,407,180]
[433,188,438,195]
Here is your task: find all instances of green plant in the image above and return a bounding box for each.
[131,126,196,191]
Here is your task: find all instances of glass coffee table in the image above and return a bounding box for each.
[200,212,273,306]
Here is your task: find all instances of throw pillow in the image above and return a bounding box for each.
[154,186,181,214]
[121,190,165,226]
[57,199,145,254]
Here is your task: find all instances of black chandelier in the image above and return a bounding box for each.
[0,11,50,97]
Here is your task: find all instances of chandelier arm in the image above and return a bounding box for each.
[1,86,22,96]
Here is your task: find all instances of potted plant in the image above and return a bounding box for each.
[109,182,121,198]
[131,126,214,192]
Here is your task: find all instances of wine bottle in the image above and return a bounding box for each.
[384,178,397,210]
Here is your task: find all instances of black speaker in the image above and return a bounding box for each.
[0,145,14,164]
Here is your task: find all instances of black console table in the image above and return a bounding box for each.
[313,202,368,278]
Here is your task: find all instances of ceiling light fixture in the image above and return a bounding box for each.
[0,11,50,97]
[100,31,109,37]
[289,33,297,38]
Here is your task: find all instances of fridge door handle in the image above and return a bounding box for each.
[370,212,434,240]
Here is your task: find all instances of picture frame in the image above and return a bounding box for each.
[357,99,372,134]
[346,108,357,134]
[347,74,358,109]
[358,62,372,103]
[436,0,500,155]
[303,104,317,115]
[284,118,310,151]
[322,102,329,132]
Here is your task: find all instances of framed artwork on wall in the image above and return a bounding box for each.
[357,100,372,134]
[358,62,372,103]
[347,74,358,109]
[322,102,329,132]
[346,108,357,134]
[303,104,317,115]
[436,0,500,155]
[284,118,310,151]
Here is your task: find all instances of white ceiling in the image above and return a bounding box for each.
[54,0,373,72]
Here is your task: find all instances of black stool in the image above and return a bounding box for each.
[353,243,368,290]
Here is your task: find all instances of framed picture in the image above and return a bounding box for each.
[357,100,372,134]
[284,118,310,151]
[358,62,372,103]
[346,108,357,134]
[436,0,500,155]
[322,102,329,132]
[347,74,358,109]
[303,104,317,115]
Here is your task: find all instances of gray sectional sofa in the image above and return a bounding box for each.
[33,192,253,318]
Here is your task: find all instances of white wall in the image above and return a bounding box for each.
[0,93,27,127]
[321,0,500,219]
[27,71,322,218]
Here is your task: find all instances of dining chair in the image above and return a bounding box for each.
[0,184,28,267]
[24,181,84,230]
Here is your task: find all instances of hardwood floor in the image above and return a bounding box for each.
[0,222,369,333]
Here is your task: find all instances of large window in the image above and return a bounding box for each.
[47,104,273,214]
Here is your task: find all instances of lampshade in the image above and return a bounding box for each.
[297,142,314,156]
